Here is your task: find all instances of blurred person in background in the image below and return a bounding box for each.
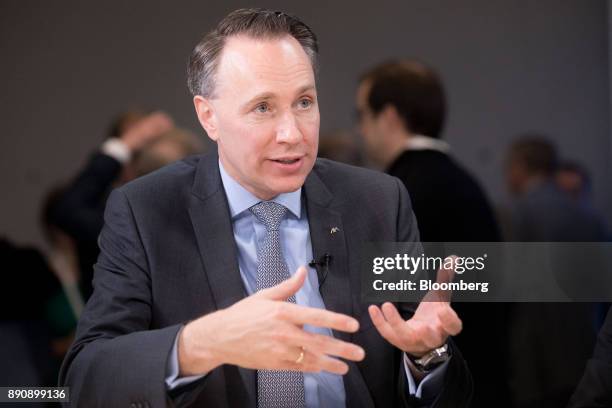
[130,126,205,178]
[555,160,610,329]
[506,137,606,242]
[356,59,511,407]
[317,129,364,166]
[555,161,609,237]
[356,60,500,242]
[556,161,592,203]
[0,189,79,389]
[1,186,92,390]
[505,136,605,407]
[49,110,204,299]
[0,237,61,389]
[41,187,84,356]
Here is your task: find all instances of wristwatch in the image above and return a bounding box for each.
[408,343,450,373]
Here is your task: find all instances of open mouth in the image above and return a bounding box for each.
[273,158,300,164]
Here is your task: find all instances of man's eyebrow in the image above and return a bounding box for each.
[296,84,316,96]
[241,85,317,111]
[241,92,275,111]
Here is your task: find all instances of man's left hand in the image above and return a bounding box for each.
[368,256,462,357]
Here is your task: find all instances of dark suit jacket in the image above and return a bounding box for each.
[387,149,510,407]
[387,150,500,243]
[568,306,612,407]
[509,182,604,407]
[59,153,472,407]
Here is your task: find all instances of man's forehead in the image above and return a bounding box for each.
[215,35,315,97]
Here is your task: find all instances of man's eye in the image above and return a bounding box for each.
[254,103,270,113]
[297,99,312,109]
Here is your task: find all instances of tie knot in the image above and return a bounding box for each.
[249,201,288,231]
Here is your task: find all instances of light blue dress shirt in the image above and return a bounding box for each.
[165,160,448,406]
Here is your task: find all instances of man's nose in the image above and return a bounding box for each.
[275,112,302,144]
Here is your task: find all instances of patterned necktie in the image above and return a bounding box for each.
[250,201,306,408]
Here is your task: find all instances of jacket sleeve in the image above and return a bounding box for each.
[58,188,202,407]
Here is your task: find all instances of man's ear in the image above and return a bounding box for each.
[193,96,218,142]
[380,104,404,133]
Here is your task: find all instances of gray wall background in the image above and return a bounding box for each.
[1,0,610,248]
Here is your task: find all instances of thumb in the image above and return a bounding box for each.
[256,266,308,301]
[424,255,457,303]
[436,255,457,285]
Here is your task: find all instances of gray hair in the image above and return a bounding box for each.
[187,8,319,98]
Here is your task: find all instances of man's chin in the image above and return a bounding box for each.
[265,177,307,196]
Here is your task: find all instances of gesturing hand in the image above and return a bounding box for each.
[179,266,366,377]
[368,257,463,357]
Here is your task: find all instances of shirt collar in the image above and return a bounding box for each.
[405,134,450,153]
[218,160,302,219]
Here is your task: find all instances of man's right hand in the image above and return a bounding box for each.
[178,266,365,377]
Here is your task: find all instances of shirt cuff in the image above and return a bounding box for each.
[101,138,131,164]
[403,352,450,399]
[165,330,206,390]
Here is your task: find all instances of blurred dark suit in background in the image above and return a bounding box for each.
[0,238,61,389]
[568,306,612,407]
[506,136,607,407]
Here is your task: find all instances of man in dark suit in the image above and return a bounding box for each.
[356,60,510,407]
[60,9,472,407]
[569,306,612,407]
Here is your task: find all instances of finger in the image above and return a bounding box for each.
[368,305,404,349]
[437,305,462,336]
[381,302,407,329]
[437,256,456,283]
[429,255,457,303]
[282,326,365,362]
[313,355,350,375]
[379,304,444,352]
[280,302,359,333]
[285,351,350,375]
[256,266,308,301]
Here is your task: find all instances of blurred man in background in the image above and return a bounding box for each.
[506,136,605,407]
[556,161,592,203]
[506,137,606,242]
[49,111,203,299]
[1,110,205,391]
[0,237,61,389]
[356,59,511,407]
[317,129,364,166]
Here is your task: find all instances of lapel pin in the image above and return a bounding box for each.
[330,227,340,234]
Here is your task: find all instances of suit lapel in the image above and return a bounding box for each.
[304,166,375,408]
[188,154,256,407]
[303,190,353,341]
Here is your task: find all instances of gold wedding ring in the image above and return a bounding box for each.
[295,348,305,364]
